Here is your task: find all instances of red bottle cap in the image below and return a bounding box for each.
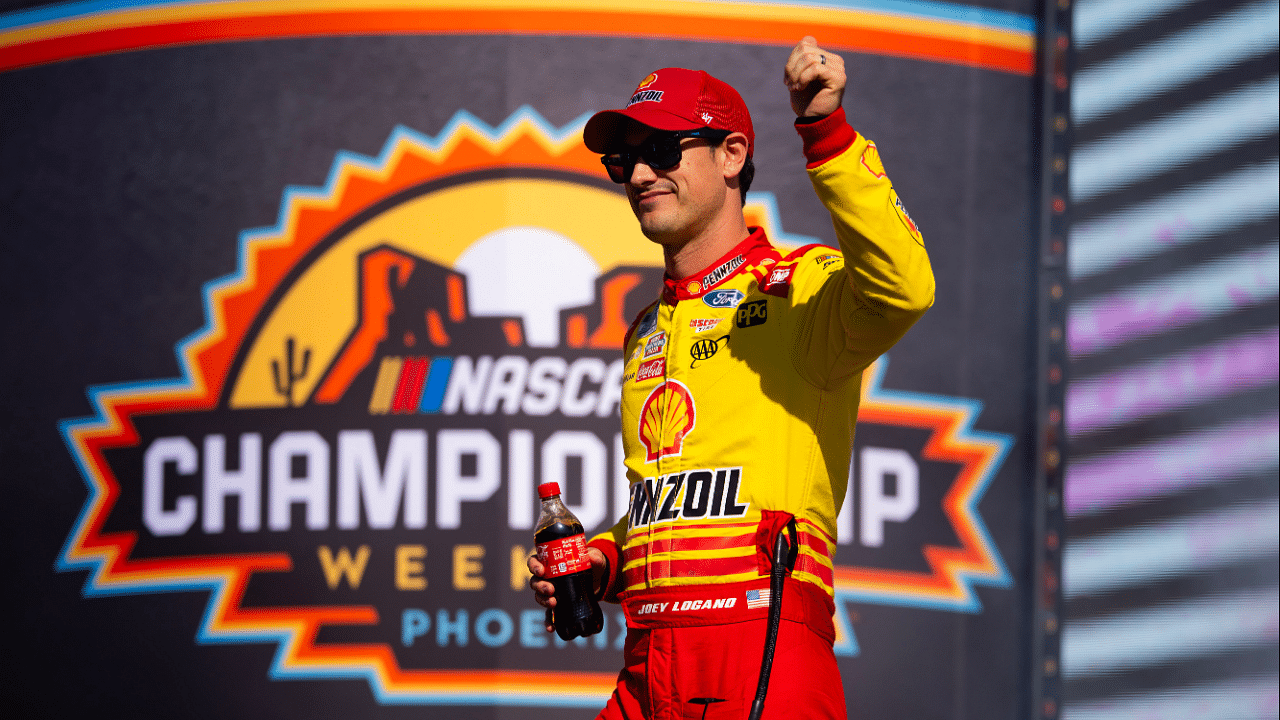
[537,482,561,499]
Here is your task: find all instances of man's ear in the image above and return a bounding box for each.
[719,133,750,180]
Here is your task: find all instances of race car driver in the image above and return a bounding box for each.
[530,36,935,719]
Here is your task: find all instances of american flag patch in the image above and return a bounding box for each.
[745,589,771,610]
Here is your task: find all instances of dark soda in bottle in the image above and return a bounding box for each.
[535,481,604,640]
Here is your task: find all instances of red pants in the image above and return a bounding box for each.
[595,616,847,720]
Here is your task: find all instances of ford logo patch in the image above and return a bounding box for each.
[702,289,746,309]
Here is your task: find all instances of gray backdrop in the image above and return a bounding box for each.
[4,14,1039,719]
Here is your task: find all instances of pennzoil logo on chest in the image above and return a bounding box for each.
[626,467,749,529]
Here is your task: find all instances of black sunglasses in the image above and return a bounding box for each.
[600,128,732,183]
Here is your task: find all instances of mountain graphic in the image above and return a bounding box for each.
[307,244,661,410]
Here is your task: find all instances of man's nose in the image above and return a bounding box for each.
[629,158,658,184]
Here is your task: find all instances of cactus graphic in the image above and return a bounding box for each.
[271,336,311,407]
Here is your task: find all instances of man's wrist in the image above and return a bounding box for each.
[794,106,857,167]
[587,537,622,602]
[593,555,610,602]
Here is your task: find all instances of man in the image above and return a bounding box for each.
[530,37,934,719]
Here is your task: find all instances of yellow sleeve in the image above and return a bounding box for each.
[794,126,935,383]
[589,514,627,551]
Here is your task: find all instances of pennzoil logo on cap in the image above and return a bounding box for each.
[629,89,664,106]
[629,73,664,106]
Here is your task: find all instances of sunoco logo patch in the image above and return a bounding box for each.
[58,107,1013,707]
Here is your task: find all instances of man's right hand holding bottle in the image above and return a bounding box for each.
[528,546,608,633]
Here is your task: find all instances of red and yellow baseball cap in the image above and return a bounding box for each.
[583,68,754,156]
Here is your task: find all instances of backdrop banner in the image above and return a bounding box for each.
[3,1,1039,717]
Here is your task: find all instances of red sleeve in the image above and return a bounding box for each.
[588,536,624,604]
[794,106,858,169]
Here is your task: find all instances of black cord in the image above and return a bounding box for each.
[691,697,725,719]
[747,518,798,720]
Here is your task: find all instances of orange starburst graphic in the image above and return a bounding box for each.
[58,107,620,706]
[827,357,1012,656]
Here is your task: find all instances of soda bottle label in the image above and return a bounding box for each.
[536,534,591,579]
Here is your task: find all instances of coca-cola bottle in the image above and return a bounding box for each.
[535,481,604,640]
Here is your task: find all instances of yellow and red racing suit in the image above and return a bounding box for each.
[588,108,934,719]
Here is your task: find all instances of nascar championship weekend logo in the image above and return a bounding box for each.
[58,108,1012,705]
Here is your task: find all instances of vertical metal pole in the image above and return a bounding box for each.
[1033,0,1071,718]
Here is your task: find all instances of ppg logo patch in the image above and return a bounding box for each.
[702,289,745,309]
[735,300,767,328]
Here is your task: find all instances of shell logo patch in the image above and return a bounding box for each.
[861,141,887,178]
[635,72,658,91]
[637,379,696,462]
